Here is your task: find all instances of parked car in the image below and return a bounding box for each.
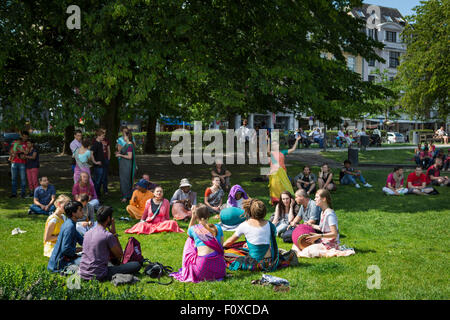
[0,132,21,156]
[387,132,405,144]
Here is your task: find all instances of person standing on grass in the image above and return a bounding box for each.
[382,167,408,196]
[426,158,450,187]
[115,130,136,203]
[339,159,372,189]
[79,206,142,281]
[170,204,226,283]
[73,138,99,199]
[9,130,29,198]
[92,128,111,197]
[25,139,40,197]
[91,129,106,198]
[407,166,434,195]
[72,172,100,210]
[70,130,83,173]
[43,194,71,258]
[29,176,56,215]
[47,200,84,273]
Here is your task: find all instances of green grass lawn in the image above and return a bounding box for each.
[321,149,417,165]
[0,160,449,300]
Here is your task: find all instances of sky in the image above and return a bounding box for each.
[363,0,423,17]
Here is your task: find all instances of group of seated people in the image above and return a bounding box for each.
[382,159,449,196]
[414,142,449,170]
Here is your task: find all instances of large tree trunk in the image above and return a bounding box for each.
[62,125,75,155]
[144,113,157,154]
[100,96,121,176]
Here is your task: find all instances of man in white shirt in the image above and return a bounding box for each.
[70,130,82,173]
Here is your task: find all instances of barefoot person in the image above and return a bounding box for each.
[127,179,154,220]
[170,178,197,221]
[204,176,225,217]
[170,204,226,283]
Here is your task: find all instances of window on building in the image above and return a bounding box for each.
[368,58,375,67]
[384,15,393,22]
[389,51,401,68]
[368,28,378,40]
[386,31,397,42]
[368,75,376,82]
[347,56,355,71]
[356,10,365,18]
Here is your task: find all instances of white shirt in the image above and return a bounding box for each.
[227,197,244,209]
[235,221,271,245]
[338,130,345,138]
[319,208,339,244]
[237,125,251,143]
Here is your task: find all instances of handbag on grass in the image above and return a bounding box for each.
[144,262,174,285]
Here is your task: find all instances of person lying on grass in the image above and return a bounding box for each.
[170,204,226,283]
[382,167,408,196]
[79,206,142,282]
[43,194,71,258]
[47,200,84,273]
[291,189,355,258]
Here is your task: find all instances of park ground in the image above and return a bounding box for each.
[0,148,449,300]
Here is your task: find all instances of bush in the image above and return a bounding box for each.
[0,264,148,300]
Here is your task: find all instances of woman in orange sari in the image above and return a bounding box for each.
[125,186,184,235]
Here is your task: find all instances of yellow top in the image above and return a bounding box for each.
[43,213,66,258]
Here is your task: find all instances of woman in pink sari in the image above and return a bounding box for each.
[73,139,98,199]
[170,204,226,283]
[125,186,184,235]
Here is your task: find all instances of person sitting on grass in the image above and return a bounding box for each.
[294,166,317,196]
[133,173,158,192]
[289,189,322,228]
[339,159,372,189]
[127,179,154,220]
[317,163,336,192]
[76,194,97,236]
[125,186,184,235]
[270,191,295,236]
[382,167,409,196]
[29,176,56,215]
[47,200,84,273]
[43,194,71,258]
[414,143,423,166]
[79,206,142,282]
[426,158,450,187]
[226,184,249,209]
[72,172,100,210]
[407,166,434,195]
[444,149,450,172]
[419,145,432,169]
[291,189,355,258]
[204,176,225,218]
[223,198,280,272]
[211,159,232,192]
[170,178,197,221]
[170,204,226,283]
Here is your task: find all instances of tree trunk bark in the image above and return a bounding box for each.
[62,125,75,155]
[144,113,157,154]
[100,96,121,176]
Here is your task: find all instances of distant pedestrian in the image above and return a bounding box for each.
[115,130,137,202]
[91,129,106,197]
[25,139,40,197]
[9,130,29,198]
[70,130,83,173]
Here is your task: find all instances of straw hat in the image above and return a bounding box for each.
[179,178,192,188]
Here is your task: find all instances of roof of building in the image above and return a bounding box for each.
[351,3,405,25]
